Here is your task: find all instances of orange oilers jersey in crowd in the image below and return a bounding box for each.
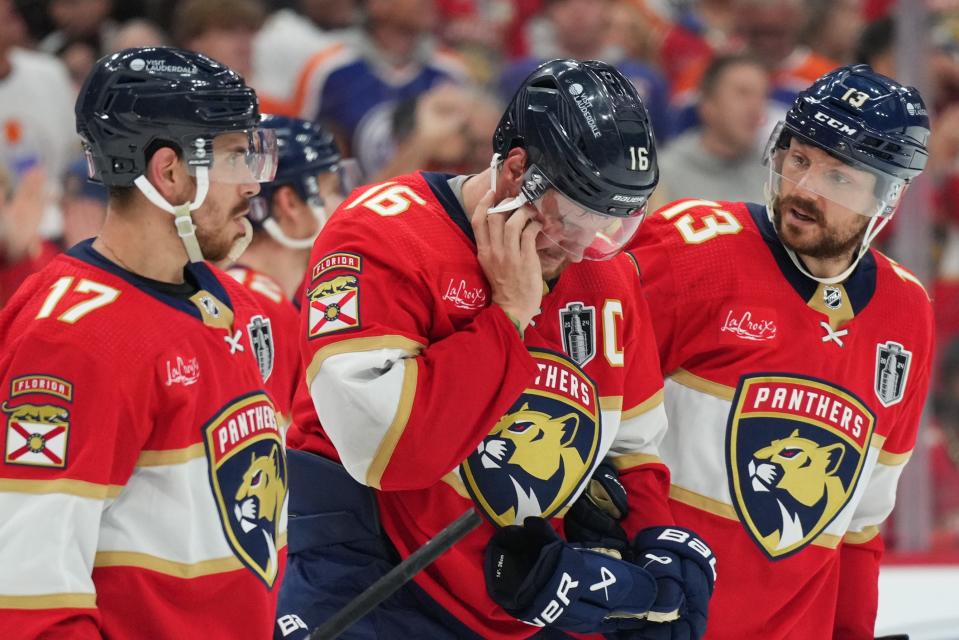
[288,172,673,638]
[628,199,934,640]
[0,240,288,640]
[226,265,302,427]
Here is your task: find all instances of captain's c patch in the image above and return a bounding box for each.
[308,274,360,338]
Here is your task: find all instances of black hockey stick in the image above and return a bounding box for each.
[309,508,483,639]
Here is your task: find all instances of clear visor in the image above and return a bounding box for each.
[187,129,279,184]
[515,166,647,262]
[764,123,907,219]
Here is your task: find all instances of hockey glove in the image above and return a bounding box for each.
[485,517,657,634]
[631,527,717,640]
[565,461,631,556]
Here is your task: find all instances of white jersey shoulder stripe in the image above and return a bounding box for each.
[305,335,424,386]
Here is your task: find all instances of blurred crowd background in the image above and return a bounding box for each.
[0,0,956,559]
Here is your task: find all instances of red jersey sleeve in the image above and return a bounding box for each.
[0,316,142,638]
[297,177,539,490]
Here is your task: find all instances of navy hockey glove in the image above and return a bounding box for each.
[631,527,717,640]
[565,462,630,556]
[485,517,658,634]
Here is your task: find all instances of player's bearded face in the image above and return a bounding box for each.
[192,180,254,262]
[772,192,869,260]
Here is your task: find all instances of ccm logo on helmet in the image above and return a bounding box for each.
[813,112,857,137]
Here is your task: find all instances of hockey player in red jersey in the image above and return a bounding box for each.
[628,65,933,639]
[227,115,358,424]
[0,48,288,639]
[275,59,717,639]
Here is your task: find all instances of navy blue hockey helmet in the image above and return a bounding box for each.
[764,64,931,283]
[248,115,360,249]
[75,47,276,188]
[766,63,929,219]
[491,59,659,261]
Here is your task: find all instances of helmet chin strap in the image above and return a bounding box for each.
[261,203,327,250]
[763,170,890,286]
[226,217,254,264]
[133,166,210,263]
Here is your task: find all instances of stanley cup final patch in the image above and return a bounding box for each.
[559,302,596,366]
[875,341,912,407]
[247,315,275,383]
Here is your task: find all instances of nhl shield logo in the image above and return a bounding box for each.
[247,315,275,383]
[202,393,287,587]
[460,350,601,527]
[875,341,912,407]
[727,374,875,559]
[823,287,843,310]
[559,302,596,366]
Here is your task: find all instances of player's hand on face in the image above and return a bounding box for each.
[471,189,543,331]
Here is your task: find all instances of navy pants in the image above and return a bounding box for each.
[274,450,482,640]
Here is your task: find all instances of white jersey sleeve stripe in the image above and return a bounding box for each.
[0,492,100,597]
[305,335,424,387]
[309,347,418,485]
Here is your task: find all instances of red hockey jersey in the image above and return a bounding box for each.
[629,199,935,640]
[226,265,302,426]
[0,241,288,639]
[288,172,673,638]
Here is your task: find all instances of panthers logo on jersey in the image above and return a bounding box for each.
[727,374,875,559]
[460,349,601,527]
[202,393,287,587]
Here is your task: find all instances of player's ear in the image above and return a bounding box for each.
[145,145,193,207]
[497,147,528,200]
[273,186,312,236]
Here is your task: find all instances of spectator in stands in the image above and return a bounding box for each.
[928,338,959,549]
[500,0,671,141]
[60,158,107,248]
[803,0,865,65]
[172,0,265,80]
[671,0,837,137]
[39,0,115,57]
[108,19,169,52]
[0,0,77,239]
[375,83,502,180]
[252,0,360,113]
[658,54,768,203]
[288,0,469,177]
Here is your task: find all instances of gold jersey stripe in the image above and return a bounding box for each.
[609,452,663,470]
[843,526,880,545]
[599,396,623,412]
[442,472,469,498]
[622,389,665,420]
[305,335,424,386]
[669,369,736,400]
[0,592,96,610]
[877,449,911,466]
[367,359,419,489]
[136,443,206,467]
[94,533,287,579]
[0,477,122,500]
[669,484,842,549]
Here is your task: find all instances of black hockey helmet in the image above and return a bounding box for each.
[75,47,272,188]
[492,58,659,219]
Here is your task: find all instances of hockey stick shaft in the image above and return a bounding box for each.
[309,508,483,639]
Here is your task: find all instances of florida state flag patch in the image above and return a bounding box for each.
[307,274,361,338]
[3,401,70,468]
